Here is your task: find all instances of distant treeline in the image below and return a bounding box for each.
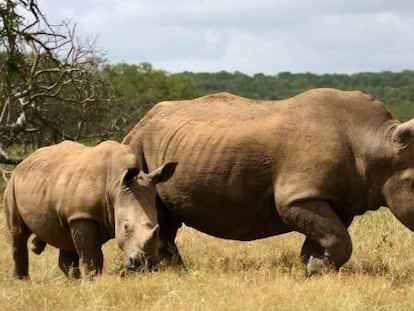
[172,70,414,121]
[104,64,414,132]
[2,61,414,150]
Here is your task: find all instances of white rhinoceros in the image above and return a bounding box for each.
[3,140,176,279]
[123,88,414,275]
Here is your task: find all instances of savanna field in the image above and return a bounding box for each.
[0,190,413,311]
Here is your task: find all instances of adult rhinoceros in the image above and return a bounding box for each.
[122,88,414,275]
[3,140,176,279]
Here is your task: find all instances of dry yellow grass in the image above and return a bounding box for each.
[0,197,413,310]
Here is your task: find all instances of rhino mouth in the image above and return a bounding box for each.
[127,255,159,272]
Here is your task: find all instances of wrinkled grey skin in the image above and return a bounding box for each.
[3,140,176,279]
[123,88,414,275]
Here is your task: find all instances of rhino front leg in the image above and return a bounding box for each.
[278,199,352,276]
[69,220,103,279]
[157,198,184,266]
[59,250,80,279]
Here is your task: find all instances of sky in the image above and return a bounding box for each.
[37,0,414,75]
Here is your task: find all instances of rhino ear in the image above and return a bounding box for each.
[392,119,414,152]
[122,167,139,185]
[147,162,178,185]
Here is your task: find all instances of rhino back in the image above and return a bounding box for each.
[124,89,393,239]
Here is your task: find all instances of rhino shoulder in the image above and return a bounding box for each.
[93,141,138,173]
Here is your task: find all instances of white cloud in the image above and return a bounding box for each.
[36,0,414,74]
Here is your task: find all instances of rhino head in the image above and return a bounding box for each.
[113,162,177,271]
[383,119,414,230]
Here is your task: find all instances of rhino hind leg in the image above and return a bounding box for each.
[157,198,184,267]
[59,250,80,279]
[10,227,31,280]
[69,219,103,279]
[30,236,47,255]
[277,199,352,276]
[4,185,31,279]
[300,212,354,269]
[300,239,330,276]
[300,238,324,264]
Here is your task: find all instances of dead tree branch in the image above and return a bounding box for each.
[0,147,23,164]
[0,0,120,163]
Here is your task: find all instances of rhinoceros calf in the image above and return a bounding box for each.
[3,140,176,279]
[123,88,414,275]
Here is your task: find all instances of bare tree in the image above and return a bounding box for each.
[0,0,122,168]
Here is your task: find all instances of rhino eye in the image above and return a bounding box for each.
[123,223,131,235]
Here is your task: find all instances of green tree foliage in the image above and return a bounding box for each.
[102,62,195,132]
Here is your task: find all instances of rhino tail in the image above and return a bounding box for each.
[30,236,47,255]
[3,174,26,236]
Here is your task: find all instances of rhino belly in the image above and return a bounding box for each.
[17,202,75,251]
[159,187,291,240]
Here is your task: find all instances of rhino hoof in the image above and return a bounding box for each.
[306,254,327,277]
[12,274,30,281]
